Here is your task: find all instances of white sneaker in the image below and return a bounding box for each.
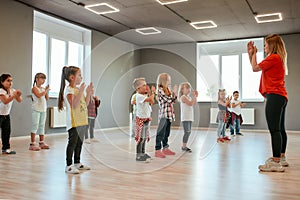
[265,157,289,167]
[65,165,80,174]
[74,163,91,170]
[280,156,289,167]
[84,139,91,144]
[259,159,285,172]
[90,138,99,142]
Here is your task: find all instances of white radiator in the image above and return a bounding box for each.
[49,107,66,128]
[210,108,255,125]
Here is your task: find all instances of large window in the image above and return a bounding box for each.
[197,38,264,102]
[32,11,91,97]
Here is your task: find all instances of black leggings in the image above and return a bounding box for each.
[265,94,287,158]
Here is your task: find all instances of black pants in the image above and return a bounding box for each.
[155,118,171,150]
[0,115,11,151]
[136,121,149,157]
[66,126,87,166]
[265,94,288,158]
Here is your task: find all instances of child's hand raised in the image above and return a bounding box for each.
[151,85,156,93]
[172,84,178,95]
[193,90,198,97]
[14,89,22,97]
[86,82,94,95]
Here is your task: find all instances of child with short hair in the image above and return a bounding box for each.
[133,78,155,162]
[178,82,198,152]
[0,74,22,154]
[58,66,93,174]
[230,91,246,136]
[155,73,177,158]
[29,73,50,151]
[85,95,101,143]
[217,89,231,143]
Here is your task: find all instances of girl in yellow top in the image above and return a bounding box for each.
[58,66,94,174]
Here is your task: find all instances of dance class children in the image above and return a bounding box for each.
[130,92,137,137]
[58,66,93,174]
[230,91,246,136]
[178,82,198,152]
[133,78,155,162]
[85,95,101,143]
[155,73,177,158]
[29,73,50,151]
[0,74,22,154]
[217,89,232,143]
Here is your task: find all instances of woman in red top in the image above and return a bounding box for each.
[248,34,288,172]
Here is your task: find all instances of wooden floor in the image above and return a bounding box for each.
[0,127,299,200]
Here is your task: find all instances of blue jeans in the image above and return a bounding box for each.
[182,121,192,143]
[217,121,225,138]
[155,118,171,150]
[230,117,240,134]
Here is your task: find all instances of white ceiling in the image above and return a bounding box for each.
[15,0,300,45]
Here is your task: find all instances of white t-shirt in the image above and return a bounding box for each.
[0,88,15,115]
[231,99,241,115]
[32,86,47,112]
[180,95,194,122]
[136,93,152,118]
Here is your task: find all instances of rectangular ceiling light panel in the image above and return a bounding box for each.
[190,21,217,29]
[255,13,282,23]
[135,27,161,35]
[156,0,188,5]
[85,3,120,15]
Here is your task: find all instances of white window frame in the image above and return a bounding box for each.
[32,11,91,97]
[197,38,264,102]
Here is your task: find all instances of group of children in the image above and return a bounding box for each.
[217,89,246,143]
[0,67,245,173]
[132,73,198,162]
[132,73,247,162]
[0,67,100,174]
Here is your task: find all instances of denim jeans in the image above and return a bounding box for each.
[230,117,240,134]
[155,118,171,150]
[217,121,225,138]
[182,121,192,143]
[86,118,95,139]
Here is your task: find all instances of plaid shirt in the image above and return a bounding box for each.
[157,88,177,121]
[87,97,100,118]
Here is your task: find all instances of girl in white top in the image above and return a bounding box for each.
[178,82,198,152]
[29,73,50,151]
[0,74,22,154]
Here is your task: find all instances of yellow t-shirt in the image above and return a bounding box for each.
[64,86,88,130]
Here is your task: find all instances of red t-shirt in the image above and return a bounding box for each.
[258,54,288,100]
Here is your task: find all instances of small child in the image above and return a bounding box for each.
[217,89,231,143]
[155,73,177,158]
[178,82,198,152]
[85,95,101,143]
[230,91,246,136]
[133,78,155,162]
[0,74,22,154]
[58,66,93,174]
[130,92,137,137]
[29,73,50,151]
